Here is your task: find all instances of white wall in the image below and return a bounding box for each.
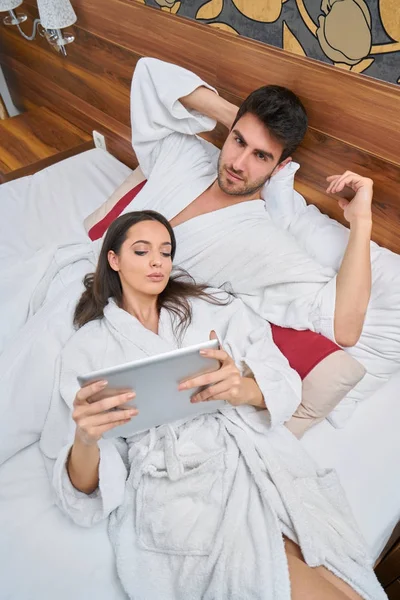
[0,65,20,117]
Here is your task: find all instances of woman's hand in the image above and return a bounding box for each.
[72,380,138,446]
[178,332,265,408]
[326,171,373,225]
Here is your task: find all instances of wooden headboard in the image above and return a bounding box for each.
[1,0,400,252]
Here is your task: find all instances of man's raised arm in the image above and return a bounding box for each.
[130,57,234,176]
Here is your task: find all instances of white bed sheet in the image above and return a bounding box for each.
[0,443,126,600]
[0,148,131,262]
[0,148,132,354]
[301,370,400,560]
[0,148,398,595]
[0,377,397,600]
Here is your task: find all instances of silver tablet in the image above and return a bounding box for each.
[77,339,226,438]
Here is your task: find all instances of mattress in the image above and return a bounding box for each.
[0,148,398,597]
[301,370,400,559]
[0,148,131,262]
[0,374,397,599]
[0,442,126,600]
[0,149,132,355]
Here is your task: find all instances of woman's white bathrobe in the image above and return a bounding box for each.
[40,295,385,600]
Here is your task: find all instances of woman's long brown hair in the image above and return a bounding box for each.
[74,210,231,338]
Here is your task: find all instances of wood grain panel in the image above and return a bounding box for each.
[293,130,400,253]
[2,60,137,169]
[0,106,93,182]
[386,579,400,600]
[2,0,400,253]
[66,0,400,164]
[69,0,217,83]
[214,36,400,165]
[0,106,90,168]
[192,117,400,252]
[1,25,131,127]
[375,541,400,588]
[295,182,400,254]
[377,523,400,569]
[296,130,400,208]
[15,2,135,91]
[0,142,95,183]
[199,97,400,218]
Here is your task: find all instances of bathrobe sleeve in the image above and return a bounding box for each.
[47,325,130,528]
[255,229,338,343]
[52,437,128,528]
[213,298,303,428]
[130,57,218,177]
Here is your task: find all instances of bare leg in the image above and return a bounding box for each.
[284,537,363,600]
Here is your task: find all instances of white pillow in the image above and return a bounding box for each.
[263,163,400,428]
[262,161,301,229]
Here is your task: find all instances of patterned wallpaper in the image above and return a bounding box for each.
[137,0,400,85]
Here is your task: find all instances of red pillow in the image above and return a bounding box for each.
[88,179,147,241]
[271,324,339,380]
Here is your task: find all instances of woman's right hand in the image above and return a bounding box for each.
[72,380,138,446]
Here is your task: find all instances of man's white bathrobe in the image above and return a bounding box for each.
[41,295,386,600]
[123,57,338,341]
[0,58,339,354]
[0,57,344,463]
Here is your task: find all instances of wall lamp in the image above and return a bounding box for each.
[0,0,77,56]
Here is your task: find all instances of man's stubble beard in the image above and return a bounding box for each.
[217,155,272,198]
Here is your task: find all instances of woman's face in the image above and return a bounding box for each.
[108,220,173,297]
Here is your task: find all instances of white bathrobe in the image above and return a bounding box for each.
[40,295,386,600]
[122,57,338,341]
[0,57,338,352]
[0,57,341,456]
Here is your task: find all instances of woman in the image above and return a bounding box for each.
[47,211,384,600]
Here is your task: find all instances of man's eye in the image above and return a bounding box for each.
[257,152,266,160]
[162,253,172,258]
[134,251,147,256]
[235,137,244,145]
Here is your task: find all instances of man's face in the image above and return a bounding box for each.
[218,113,289,197]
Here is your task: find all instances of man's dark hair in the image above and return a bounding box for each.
[232,85,308,162]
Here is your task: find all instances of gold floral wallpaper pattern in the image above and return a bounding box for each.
[138,0,400,85]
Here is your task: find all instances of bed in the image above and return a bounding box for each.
[0,150,130,600]
[0,150,398,597]
[1,0,399,597]
[0,369,398,600]
[0,148,131,261]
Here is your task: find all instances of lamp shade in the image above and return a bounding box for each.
[0,0,23,11]
[37,0,77,29]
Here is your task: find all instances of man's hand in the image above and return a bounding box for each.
[178,331,264,408]
[326,171,373,225]
[327,171,373,347]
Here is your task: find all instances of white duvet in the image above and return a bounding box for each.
[0,148,397,600]
[265,167,400,426]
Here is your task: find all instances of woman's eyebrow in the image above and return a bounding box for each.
[131,240,172,246]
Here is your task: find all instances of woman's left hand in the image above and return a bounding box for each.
[178,332,264,408]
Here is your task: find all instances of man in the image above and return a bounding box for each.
[129,57,373,347]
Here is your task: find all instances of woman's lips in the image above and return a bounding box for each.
[147,273,164,281]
